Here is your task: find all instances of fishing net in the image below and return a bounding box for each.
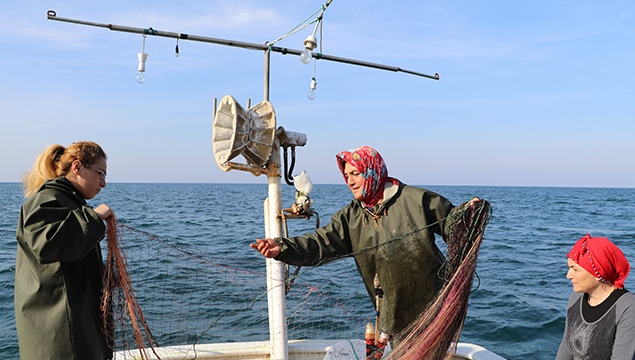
[387,199,492,359]
[101,199,491,360]
[101,215,371,359]
[103,218,160,360]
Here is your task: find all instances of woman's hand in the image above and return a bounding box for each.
[94,204,114,220]
[250,238,281,258]
[468,197,481,208]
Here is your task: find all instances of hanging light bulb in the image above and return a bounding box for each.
[300,35,317,64]
[136,35,148,84]
[307,77,317,100]
[175,38,180,57]
[136,52,148,84]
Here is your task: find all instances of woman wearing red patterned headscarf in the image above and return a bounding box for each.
[251,145,480,347]
[557,234,635,360]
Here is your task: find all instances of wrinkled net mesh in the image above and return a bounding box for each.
[101,200,491,360]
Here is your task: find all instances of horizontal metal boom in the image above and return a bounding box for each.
[46,10,439,80]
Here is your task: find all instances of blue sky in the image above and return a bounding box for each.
[1,1,633,187]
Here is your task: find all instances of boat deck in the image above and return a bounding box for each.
[114,340,506,359]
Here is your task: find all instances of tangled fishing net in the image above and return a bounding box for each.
[100,215,370,359]
[99,199,491,360]
[388,199,492,359]
[103,217,160,360]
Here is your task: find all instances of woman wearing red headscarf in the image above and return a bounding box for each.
[556,234,635,360]
[251,145,479,345]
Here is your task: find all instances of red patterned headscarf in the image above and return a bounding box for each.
[567,234,630,289]
[336,146,399,209]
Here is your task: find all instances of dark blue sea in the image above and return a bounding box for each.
[1,183,634,359]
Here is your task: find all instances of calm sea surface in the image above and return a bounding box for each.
[1,183,634,359]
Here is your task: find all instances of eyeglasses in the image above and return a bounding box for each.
[87,167,107,180]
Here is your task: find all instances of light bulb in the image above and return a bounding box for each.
[307,78,317,100]
[300,49,312,64]
[300,35,317,64]
[136,52,148,84]
[136,71,146,84]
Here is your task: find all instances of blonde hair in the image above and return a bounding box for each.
[22,141,107,197]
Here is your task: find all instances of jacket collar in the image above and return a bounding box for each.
[356,180,403,216]
[39,177,87,205]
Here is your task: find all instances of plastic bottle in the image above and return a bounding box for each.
[364,323,376,359]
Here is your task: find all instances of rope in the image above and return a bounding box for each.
[266,0,331,47]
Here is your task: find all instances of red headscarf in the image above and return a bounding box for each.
[336,146,399,209]
[567,234,630,289]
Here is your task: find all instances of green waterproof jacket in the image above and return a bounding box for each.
[274,182,456,336]
[15,177,112,360]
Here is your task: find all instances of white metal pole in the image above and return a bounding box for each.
[263,49,289,360]
[266,174,288,360]
[263,198,276,352]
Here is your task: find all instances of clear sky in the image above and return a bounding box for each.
[1,1,633,187]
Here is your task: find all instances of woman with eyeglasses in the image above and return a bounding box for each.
[15,141,114,359]
[556,234,635,360]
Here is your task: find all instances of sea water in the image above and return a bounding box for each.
[1,182,634,359]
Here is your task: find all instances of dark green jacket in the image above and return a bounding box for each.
[275,182,455,336]
[15,177,112,360]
